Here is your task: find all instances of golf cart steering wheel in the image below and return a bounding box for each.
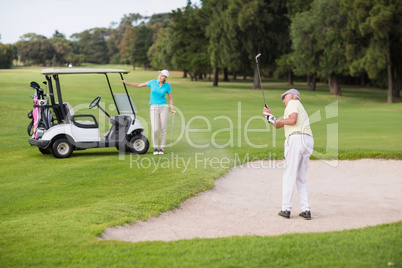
[89,96,101,109]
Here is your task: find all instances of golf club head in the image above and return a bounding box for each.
[255,53,261,63]
[30,81,41,90]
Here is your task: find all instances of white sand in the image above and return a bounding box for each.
[102,159,402,242]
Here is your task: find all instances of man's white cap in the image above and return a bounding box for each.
[159,69,169,77]
[281,88,300,101]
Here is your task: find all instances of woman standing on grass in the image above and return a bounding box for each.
[123,70,176,155]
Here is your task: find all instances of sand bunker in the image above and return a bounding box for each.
[103,159,402,242]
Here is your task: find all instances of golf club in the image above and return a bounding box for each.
[169,113,175,154]
[255,53,267,107]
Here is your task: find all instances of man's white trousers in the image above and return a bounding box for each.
[282,134,314,212]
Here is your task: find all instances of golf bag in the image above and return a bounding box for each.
[27,82,53,139]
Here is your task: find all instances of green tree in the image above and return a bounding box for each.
[17,38,55,65]
[341,0,402,103]
[18,33,47,41]
[275,53,294,86]
[204,0,229,86]
[0,43,14,68]
[290,10,319,91]
[148,27,171,70]
[49,31,73,65]
[72,28,109,64]
[120,27,135,65]
[291,0,346,96]
[205,0,290,88]
[238,0,290,89]
[147,13,174,70]
[286,0,313,16]
[285,0,315,89]
[119,14,161,69]
[168,3,210,80]
[130,25,153,69]
[219,0,249,81]
[108,13,144,64]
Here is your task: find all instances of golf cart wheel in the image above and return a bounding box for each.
[52,138,73,158]
[126,134,149,154]
[39,147,51,154]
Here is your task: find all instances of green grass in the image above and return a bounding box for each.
[0,66,401,267]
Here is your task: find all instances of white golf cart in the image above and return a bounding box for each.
[28,68,149,158]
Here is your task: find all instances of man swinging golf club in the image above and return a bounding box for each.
[263,89,314,220]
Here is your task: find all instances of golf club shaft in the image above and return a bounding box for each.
[255,54,267,108]
[170,113,175,153]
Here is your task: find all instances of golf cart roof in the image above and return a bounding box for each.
[41,68,129,75]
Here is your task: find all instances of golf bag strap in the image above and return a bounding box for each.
[27,120,33,136]
[27,110,33,136]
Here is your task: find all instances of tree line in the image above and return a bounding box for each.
[1,0,401,102]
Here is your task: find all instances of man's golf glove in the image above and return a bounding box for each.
[263,112,276,124]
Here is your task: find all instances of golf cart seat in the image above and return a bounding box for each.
[64,102,98,128]
[64,102,75,120]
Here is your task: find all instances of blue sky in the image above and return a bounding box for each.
[0,0,201,44]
